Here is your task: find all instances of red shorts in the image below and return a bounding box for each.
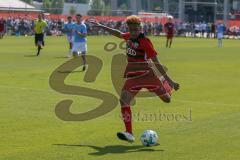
[122,69,172,96]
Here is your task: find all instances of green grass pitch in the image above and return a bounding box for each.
[0,36,240,160]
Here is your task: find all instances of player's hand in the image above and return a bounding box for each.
[89,21,102,28]
[172,82,180,91]
[167,80,180,91]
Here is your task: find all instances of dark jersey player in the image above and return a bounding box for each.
[91,15,180,142]
[0,18,6,39]
[164,16,175,48]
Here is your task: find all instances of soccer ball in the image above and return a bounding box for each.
[140,130,158,146]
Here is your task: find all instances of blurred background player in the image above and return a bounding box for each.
[211,23,216,38]
[72,14,88,71]
[91,15,180,142]
[164,16,175,48]
[64,16,75,57]
[34,14,47,56]
[0,18,6,39]
[216,22,225,47]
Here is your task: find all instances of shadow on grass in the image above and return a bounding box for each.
[53,144,164,156]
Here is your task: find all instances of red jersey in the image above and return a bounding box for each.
[121,32,157,78]
[164,22,174,35]
[122,32,157,62]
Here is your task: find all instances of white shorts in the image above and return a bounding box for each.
[67,36,73,43]
[217,33,223,39]
[72,42,87,53]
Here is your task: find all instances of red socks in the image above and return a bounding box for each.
[121,106,132,134]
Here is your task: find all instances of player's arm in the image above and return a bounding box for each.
[77,32,87,38]
[76,30,87,37]
[76,24,87,38]
[90,21,123,38]
[142,38,179,90]
[151,56,180,91]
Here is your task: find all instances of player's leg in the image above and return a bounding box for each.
[166,37,169,48]
[217,33,223,47]
[69,42,73,57]
[35,34,41,56]
[81,53,87,71]
[36,34,44,56]
[67,42,72,58]
[0,31,3,39]
[169,37,173,48]
[34,34,38,47]
[220,38,222,47]
[151,83,172,103]
[67,36,73,57]
[147,74,172,103]
[117,76,142,142]
[72,42,80,58]
[79,42,87,71]
[42,35,45,47]
[117,89,137,142]
[37,45,42,56]
[158,92,171,103]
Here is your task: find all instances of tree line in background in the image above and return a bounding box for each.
[88,0,163,16]
[21,0,162,15]
[21,0,116,15]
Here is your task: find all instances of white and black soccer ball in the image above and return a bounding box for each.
[140,130,158,146]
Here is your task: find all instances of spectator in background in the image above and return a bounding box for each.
[206,23,211,38]
[0,16,239,40]
[211,23,216,38]
[201,22,207,38]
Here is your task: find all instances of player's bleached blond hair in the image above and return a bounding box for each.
[126,15,141,26]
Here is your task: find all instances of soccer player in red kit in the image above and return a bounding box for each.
[91,15,180,142]
[164,16,175,48]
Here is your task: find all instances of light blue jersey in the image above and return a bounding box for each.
[217,24,224,33]
[64,22,75,37]
[73,22,87,43]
